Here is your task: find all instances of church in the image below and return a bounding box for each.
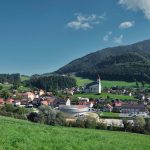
[84,75,102,94]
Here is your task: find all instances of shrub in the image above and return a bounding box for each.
[1,104,16,113]
[96,122,107,130]
[55,112,67,126]
[38,105,57,125]
[145,119,150,134]
[133,116,146,133]
[84,116,97,129]
[123,119,133,132]
[75,117,85,128]
[27,112,39,122]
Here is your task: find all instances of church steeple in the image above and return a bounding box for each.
[97,75,101,94]
[97,74,101,83]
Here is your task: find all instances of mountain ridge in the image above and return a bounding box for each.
[55,39,150,82]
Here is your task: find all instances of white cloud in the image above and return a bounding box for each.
[103,32,112,41]
[67,21,92,30]
[67,13,105,30]
[113,34,124,44]
[119,21,134,29]
[118,0,150,20]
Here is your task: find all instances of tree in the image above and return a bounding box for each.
[0,85,3,90]
[122,118,133,132]
[84,116,97,129]
[133,116,146,133]
[1,90,10,100]
[12,82,20,90]
[141,81,145,88]
[145,119,150,133]
[27,112,39,122]
[136,81,139,88]
[38,105,57,125]
[2,104,15,112]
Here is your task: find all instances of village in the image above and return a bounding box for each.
[0,75,150,128]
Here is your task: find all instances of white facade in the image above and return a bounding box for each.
[66,98,71,106]
[84,77,102,94]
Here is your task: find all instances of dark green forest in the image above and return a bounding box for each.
[29,75,76,90]
[0,74,20,84]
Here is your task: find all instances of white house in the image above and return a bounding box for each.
[66,98,71,106]
[84,76,102,94]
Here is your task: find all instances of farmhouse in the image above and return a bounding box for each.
[22,92,35,101]
[84,75,102,94]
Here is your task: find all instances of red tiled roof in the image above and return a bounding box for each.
[115,102,122,107]
[41,101,48,106]
[6,99,14,104]
[0,98,4,104]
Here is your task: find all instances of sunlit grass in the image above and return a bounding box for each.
[74,76,150,88]
[73,93,134,101]
[0,116,149,150]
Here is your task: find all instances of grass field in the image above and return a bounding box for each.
[73,93,134,101]
[20,75,30,82]
[74,76,94,86]
[0,116,150,150]
[0,83,12,91]
[74,76,150,88]
[0,76,30,92]
[0,83,30,93]
[99,112,120,118]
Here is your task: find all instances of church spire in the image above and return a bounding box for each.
[97,74,101,94]
[97,74,101,83]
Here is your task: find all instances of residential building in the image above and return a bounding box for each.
[121,104,145,114]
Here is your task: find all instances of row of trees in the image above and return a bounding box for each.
[29,75,76,91]
[27,106,150,135]
[0,73,20,84]
[0,104,150,135]
[0,104,29,120]
[123,117,150,134]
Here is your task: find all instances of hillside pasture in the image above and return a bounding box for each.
[74,76,150,88]
[0,116,150,150]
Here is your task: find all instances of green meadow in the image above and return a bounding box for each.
[100,112,120,119]
[73,93,134,101]
[20,75,30,82]
[0,116,149,150]
[74,76,150,88]
[74,76,94,86]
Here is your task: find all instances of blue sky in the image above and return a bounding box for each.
[0,0,150,75]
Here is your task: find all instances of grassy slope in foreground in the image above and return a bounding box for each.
[0,116,150,150]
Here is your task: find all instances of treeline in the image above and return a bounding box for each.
[29,75,76,90]
[27,106,150,135]
[0,74,20,84]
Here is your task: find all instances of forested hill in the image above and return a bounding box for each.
[0,74,20,84]
[56,39,150,82]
